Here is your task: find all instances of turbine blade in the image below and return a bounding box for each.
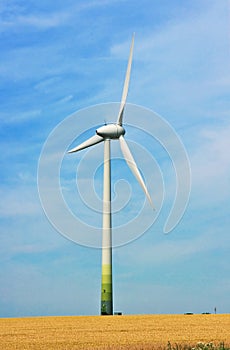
[117,33,135,126]
[119,135,154,207]
[68,134,103,153]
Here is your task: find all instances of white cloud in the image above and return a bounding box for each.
[191,123,230,203]
[0,0,124,32]
[111,1,230,121]
[0,186,41,217]
[0,109,41,125]
[1,13,67,31]
[115,222,229,270]
[16,13,69,29]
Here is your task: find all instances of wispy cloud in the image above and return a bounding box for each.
[0,186,40,217]
[0,0,125,32]
[114,1,230,121]
[190,123,230,205]
[0,109,41,125]
[115,224,229,270]
[1,12,70,30]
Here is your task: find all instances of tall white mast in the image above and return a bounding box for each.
[101,139,113,315]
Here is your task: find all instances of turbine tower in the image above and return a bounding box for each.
[68,34,153,315]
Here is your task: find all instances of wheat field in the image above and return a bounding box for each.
[0,314,229,349]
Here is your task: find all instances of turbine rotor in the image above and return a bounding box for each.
[96,124,125,139]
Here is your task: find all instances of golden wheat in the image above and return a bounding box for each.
[0,314,229,349]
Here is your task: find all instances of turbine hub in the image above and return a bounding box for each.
[96,124,125,139]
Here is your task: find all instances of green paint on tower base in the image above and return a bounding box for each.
[101,300,113,315]
[101,264,113,315]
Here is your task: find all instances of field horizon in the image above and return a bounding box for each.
[0,313,229,349]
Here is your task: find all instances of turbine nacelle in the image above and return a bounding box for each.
[96,124,125,139]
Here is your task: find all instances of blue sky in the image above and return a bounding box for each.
[0,0,230,317]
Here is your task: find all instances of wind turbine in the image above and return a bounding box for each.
[68,34,153,315]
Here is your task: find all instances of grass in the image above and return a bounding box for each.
[165,341,229,350]
[0,314,229,349]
